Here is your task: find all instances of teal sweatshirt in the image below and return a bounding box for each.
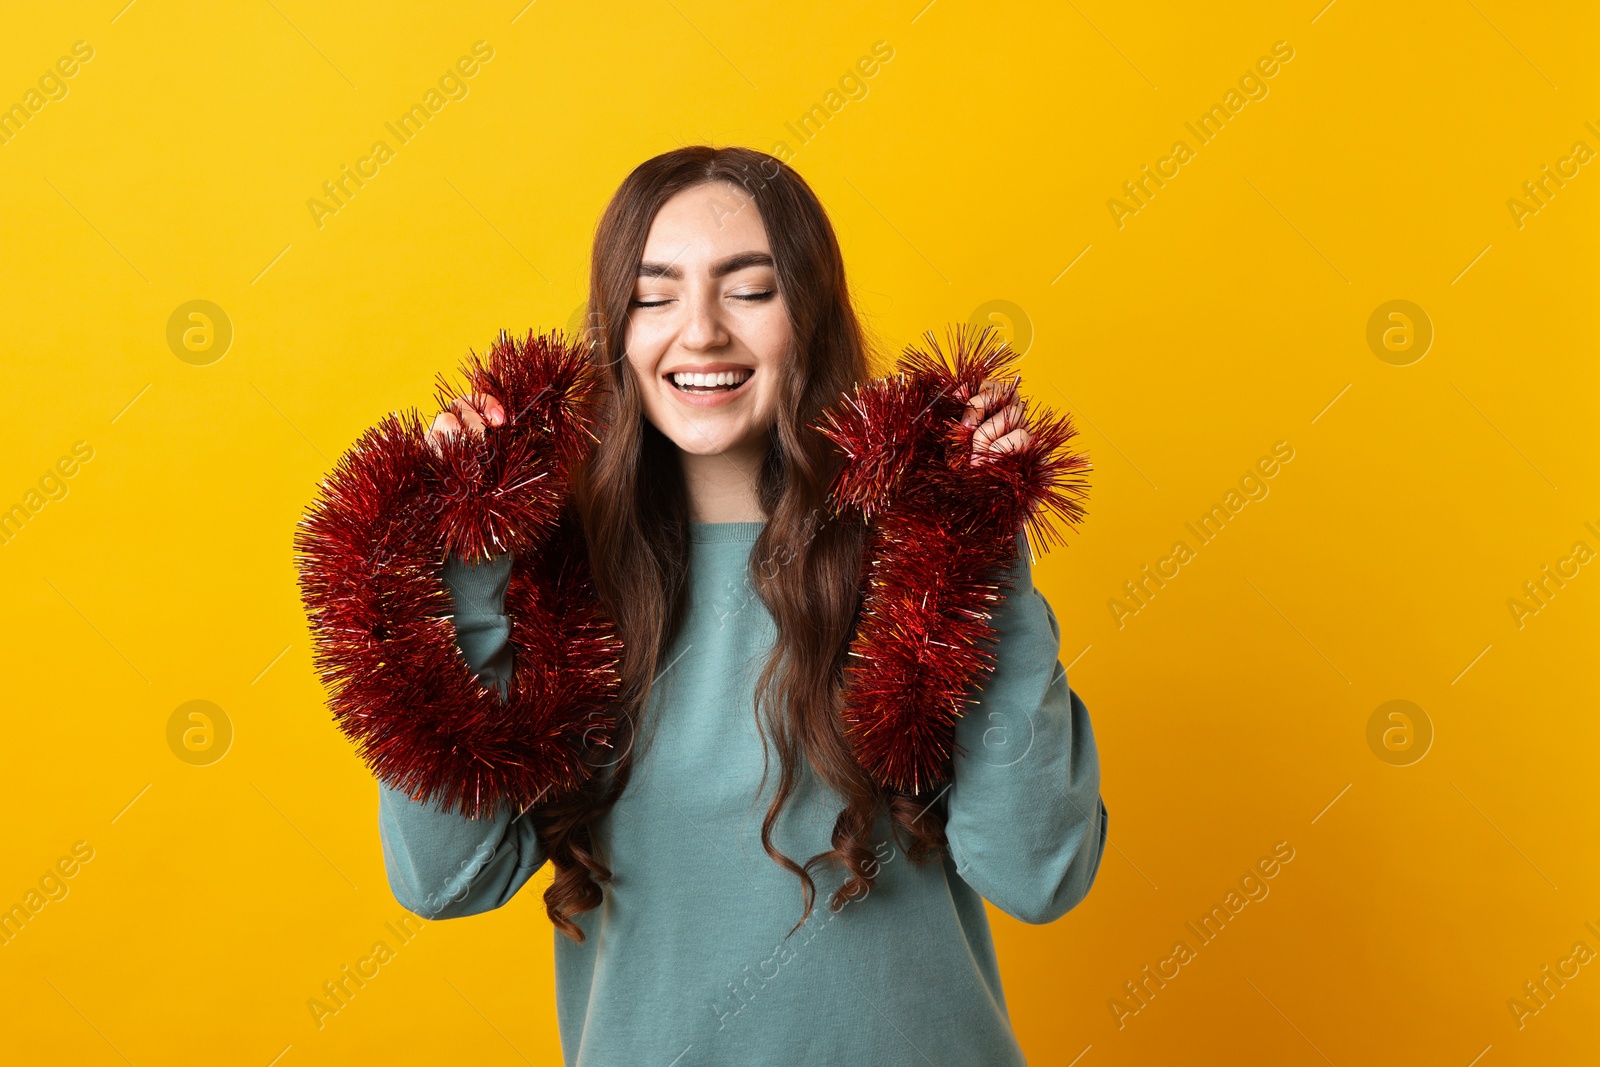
[378,521,1107,1066]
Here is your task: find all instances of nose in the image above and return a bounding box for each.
[678,287,730,352]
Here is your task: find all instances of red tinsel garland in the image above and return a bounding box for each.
[294,323,1088,816]
[814,324,1091,795]
[293,330,622,819]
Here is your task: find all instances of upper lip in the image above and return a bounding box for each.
[662,362,755,376]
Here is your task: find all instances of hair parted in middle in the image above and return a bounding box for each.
[526,145,950,943]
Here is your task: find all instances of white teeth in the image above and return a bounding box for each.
[671,370,751,388]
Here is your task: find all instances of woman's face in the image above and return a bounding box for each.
[624,180,792,462]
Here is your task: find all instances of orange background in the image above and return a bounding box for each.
[1,1,1595,1063]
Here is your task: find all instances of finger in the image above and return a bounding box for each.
[477,394,507,427]
[972,428,1030,465]
[961,398,981,427]
[427,411,462,456]
[961,386,995,427]
[972,410,1000,449]
[961,379,1018,426]
[450,397,489,437]
[972,403,1025,449]
[978,378,1017,403]
[989,427,1030,454]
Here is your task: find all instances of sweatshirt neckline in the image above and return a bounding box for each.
[689,520,765,543]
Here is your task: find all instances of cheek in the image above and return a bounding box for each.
[624,310,676,378]
[622,353,666,419]
[750,314,793,380]
[749,377,778,418]
[760,305,794,355]
[623,313,669,360]
[752,367,790,431]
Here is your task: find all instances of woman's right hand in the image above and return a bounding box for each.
[427,393,506,456]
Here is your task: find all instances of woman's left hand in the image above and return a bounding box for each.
[960,379,1030,465]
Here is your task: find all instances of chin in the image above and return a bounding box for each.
[652,412,763,457]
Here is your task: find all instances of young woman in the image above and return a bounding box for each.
[379,145,1108,1065]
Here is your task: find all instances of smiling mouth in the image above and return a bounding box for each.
[668,369,753,394]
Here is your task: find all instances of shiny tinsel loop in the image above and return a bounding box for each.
[296,322,1089,814]
[294,329,621,818]
[816,323,1092,794]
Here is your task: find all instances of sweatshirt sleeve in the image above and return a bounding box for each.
[437,549,516,701]
[375,550,548,919]
[942,541,1108,925]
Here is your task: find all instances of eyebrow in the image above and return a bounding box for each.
[637,251,774,281]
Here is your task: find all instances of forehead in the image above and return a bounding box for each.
[641,181,771,263]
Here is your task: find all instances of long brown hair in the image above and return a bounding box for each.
[530,146,946,942]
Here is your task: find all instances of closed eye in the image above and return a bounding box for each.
[631,290,773,308]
